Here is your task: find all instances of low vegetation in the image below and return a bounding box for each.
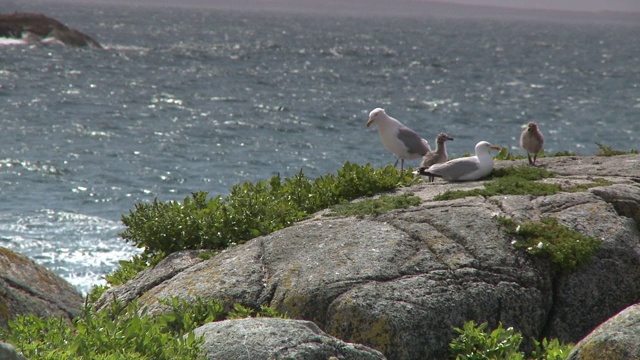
[496,216,602,272]
[435,166,558,200]
[326,193,421,218]
[0,296,284,360]
[435,165,612,201]
[595,143,638,157]
[450,321,573,360]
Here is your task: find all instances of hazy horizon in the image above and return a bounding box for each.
[6,0,640,14]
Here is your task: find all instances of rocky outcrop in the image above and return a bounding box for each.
[0,247,84,328]
[567,303,640,360]
[194,317,386,359]
[97,154,640,359]
[567,304,640,360]
[0,13,102,48]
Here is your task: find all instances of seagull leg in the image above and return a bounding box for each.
[533,153,538,166]
[527,154,534,166]
[400,159,405,172]
[394,158,400,168]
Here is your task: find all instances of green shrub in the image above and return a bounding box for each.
[547,150,577,157]
[1,299,202,360]
[531,337,574,360]
[496,216,602,272]
[327,193,421,218]
[450,321,524,360]
[493,148,525,161]
[449,321,574,360]
[0,296,287,360]
[595,143,638,156]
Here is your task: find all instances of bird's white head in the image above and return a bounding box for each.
[527,122,539,132]
[366,108,386,127]
[475,141,502,154]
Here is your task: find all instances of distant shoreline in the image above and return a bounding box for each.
[5,0,640,25]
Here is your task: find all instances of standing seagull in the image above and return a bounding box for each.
[420,132,454,182]
[520,121,544,166]
[420,141,501,181]
[366,108,431,172]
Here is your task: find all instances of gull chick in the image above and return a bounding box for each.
[520,121,544,166]
[420,141,501,181]
[420,132,454,182]
[366,108,430,172]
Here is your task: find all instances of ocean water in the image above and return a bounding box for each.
[1,2,639,294]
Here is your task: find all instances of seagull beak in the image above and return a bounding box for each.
[366,118,374,127]
[490,145,502,150]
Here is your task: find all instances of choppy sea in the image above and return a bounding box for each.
[1,2,639,294]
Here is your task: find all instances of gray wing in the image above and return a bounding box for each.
[397,127,430,155]
[428,158,480,181]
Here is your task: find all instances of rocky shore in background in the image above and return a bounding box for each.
[0,13,101,48]
[2,154,640,359]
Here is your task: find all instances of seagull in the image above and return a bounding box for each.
[520,122,544,166]
[420,132,454,182]
[419,141,501,181]
[366,108,430,172]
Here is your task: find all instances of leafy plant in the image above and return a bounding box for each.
[531,337,574,360]
[1,299,203,360]
[450,321,524,360]
[595,143,638,157]
[157,297,226,334]
[547,150,577,157]
[327,193,421,218]
[496,216,602,272]
[493,148,524,161]
[449,321,574,360]
[1,296,288,360]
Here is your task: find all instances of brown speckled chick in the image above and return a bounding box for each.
[520,122,544,165]
[420,132,454,182]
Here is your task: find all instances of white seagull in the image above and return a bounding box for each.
[366,108,431,172]
[420,141,501,181]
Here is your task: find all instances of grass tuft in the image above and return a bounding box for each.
[435,166,557,201]
[595,143,638,157]
[326,193,421,218]
[496,216,602,272]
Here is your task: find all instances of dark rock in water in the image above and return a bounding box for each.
[0,12,102,48]
[0,247,84,328]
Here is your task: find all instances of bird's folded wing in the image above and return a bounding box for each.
[428,158,480,180]
[397,127,430,155]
